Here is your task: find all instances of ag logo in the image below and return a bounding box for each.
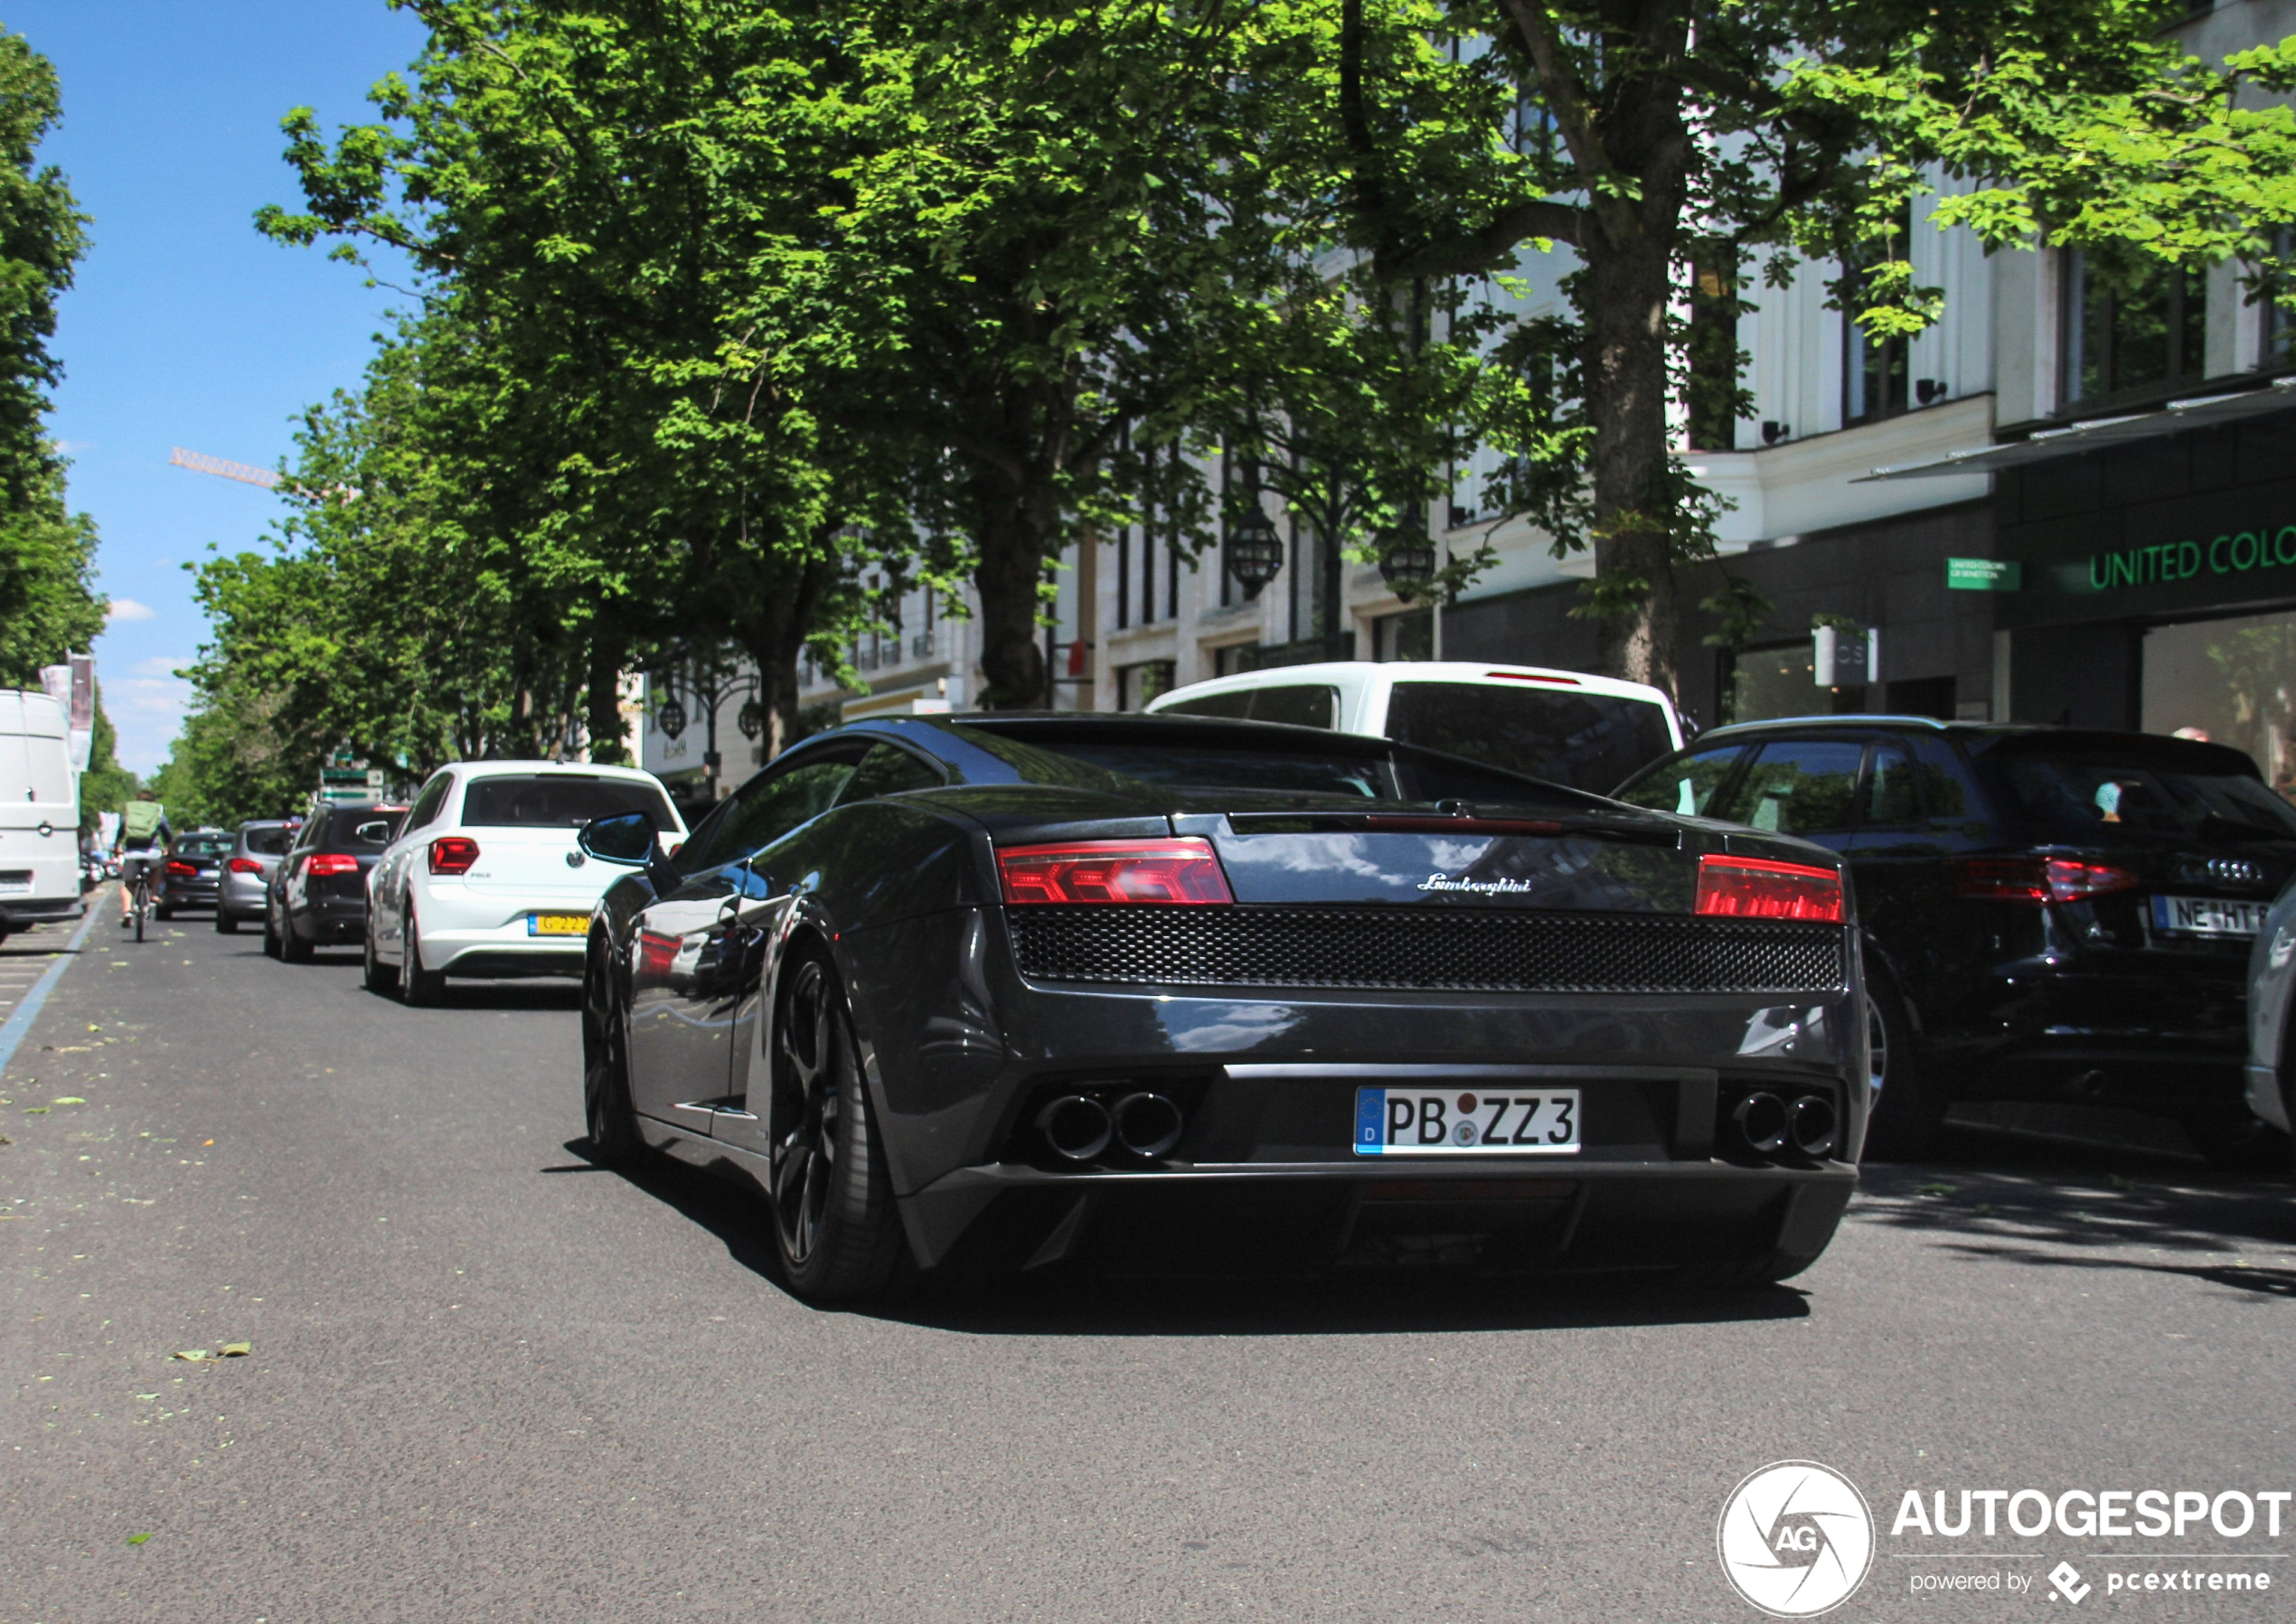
[1717,1460,1876,1617]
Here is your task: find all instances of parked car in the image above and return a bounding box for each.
[0,687,84,943]
[577,714,1861,1303]
[364,762,687,1005]
[1144,661,1685,793]
[215,820,296,934]
[266,804,406,963]
[156,828,232,916]
[1614,718,2296,1171]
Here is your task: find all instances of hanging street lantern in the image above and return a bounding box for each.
[1224,505,1284,596]
[737,699,766,741]
[656,697,688,740]
[1378,529,1438,589]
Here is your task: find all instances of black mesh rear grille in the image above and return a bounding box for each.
[1009,906,1845,994]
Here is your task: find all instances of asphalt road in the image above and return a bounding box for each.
[3,896,2292,1623]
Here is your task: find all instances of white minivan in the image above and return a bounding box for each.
[1144,662,1684,793]
[0,688,83,942]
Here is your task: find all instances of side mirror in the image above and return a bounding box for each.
[578,812,657,867]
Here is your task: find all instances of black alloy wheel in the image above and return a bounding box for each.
[261,899,282,959]
[279,902,315,963]
[215,908,238,934]
[399,900,446,1006]
[580,943,644,1167]
[362,917,399,995]
[767,953,905,1302]
[1857,962,1944,1161]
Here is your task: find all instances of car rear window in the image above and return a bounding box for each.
[1382,681,1674,791]
[963,720,1576,806]
[327,808,405,847]
[1160,684,1339,728]
[458,774,678,830]
[177,833,231,859]
[240,826,292,856]
[1993,744,2296,843]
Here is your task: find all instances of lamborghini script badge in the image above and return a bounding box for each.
[1417,873,1535,896]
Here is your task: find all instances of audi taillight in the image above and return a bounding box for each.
[165,859,197,877]
[305,852,358,878]
[1953,855,2139,904]
[227,857,262,874]
[428,836,480,876]
[1694,855,1845,923]
[998,839,1234,906]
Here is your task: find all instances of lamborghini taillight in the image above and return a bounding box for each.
[1694,855,1845,923]
[997,839,1234,906]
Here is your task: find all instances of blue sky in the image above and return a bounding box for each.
[12,2,426,772]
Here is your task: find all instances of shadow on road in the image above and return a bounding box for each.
[301,956,583,1011]
[550,1139,1815,1337]
[1852,1116,2296,1296]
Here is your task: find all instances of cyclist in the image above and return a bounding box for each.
[114,789,173,926]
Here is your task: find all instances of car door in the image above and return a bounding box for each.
[713,741,948,1155]
[1852,735,2000,1012]
[623,741,874,1129]
[377,773,452,961]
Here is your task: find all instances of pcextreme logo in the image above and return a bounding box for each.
[1717,1460,1877,1618]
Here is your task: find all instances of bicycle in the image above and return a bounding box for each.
[127,863,155,943]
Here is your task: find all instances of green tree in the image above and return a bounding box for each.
[1285,0,2296,691]
[0,28,100,685]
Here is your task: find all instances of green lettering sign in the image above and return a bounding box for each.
[2082,524,2296,592]
[1945,558,2021,591]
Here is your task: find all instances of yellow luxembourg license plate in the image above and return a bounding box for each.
[528,913,592,937]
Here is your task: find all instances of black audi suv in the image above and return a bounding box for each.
[1615,718,2296,1169]
[266,804,406,962]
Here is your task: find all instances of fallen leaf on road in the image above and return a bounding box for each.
[1916,1181,1956,1196]
[125,1533,152,1545]
[51,1097,84,1106]
[24,1107,48,1114]
[217,1342,250,1357]
[171,1349,212,1362]
[202,1140,213,1147]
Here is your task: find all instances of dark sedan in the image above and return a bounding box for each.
[1615,718,2296,1170]
[157,830,232,916]
[266,804,405,962]
[576,714,1865,1302]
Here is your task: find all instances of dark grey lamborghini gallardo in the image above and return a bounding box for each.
[576,714,1863,1303]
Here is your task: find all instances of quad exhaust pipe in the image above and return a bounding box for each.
[1036,1090,1186,1163]
[1789,1094,1838,1159]
[1733,1092,1791,1156]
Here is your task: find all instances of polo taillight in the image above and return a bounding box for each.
[305,852,358,878]
[1953,855,2140,905]
[998,839,1234,906]
[428,836,480,877]
[1694,855,1845,923]
[227,857,263,874]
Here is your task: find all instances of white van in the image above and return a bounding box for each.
[1143,661,1685,793]
[0,689,84,941]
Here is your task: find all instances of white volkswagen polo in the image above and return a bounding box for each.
[363,761,686,1005]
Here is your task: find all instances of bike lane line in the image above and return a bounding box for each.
[0,891,107,1079]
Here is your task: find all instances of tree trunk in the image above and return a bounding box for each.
[971,469,1052,709]
[583,634,629,765]
[1579,227,1680,697]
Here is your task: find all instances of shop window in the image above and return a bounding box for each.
[2063,251,2206,407]
[1118,659,1176,713]
[2142,611,2296,800]
[1726,642,1865,725]
[1374,609,1433,662]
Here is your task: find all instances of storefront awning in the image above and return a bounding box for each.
[1857,376,2296,481]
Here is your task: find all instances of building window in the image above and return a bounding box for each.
[1212,643,1257,677]
[1118,659,1175,712]
[1843,212,1911,426]
[2063,251,2205,407]
[1374,609,1432,662]
[1687,253,1739,450]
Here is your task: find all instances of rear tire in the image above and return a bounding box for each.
[215,911,238,934]
[156,905,174,922]
[362,919,400,996]
[280,910,315,964]
[261,902,281,959]
[2182,1104,2296,1175]
[581,942,644,1167]
[767,953,907,1303]
[400,903,445,1006]
[1858,965,1945,1161]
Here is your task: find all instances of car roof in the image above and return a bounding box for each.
[447,759,667,782]
[1689,715,2040,742]
[1145,660,1677,709]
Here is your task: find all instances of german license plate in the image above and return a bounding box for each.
[1353,1087,1580,1156]
[0,871,30,896]
[2150,895,2268,937]
[528,913,592,936]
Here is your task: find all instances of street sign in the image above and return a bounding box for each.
[1812,624,1879,687]
[1945,557,2021,591]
